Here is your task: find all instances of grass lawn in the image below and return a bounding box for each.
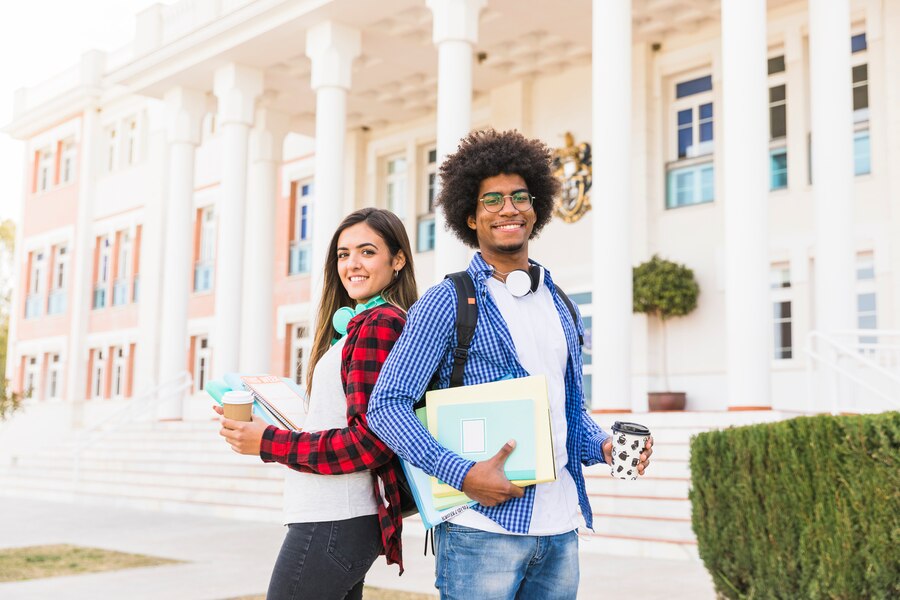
[0,544,181,583]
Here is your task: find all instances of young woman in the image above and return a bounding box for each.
[216,207,417,600]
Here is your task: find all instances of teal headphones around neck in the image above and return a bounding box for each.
[332,295,388,338]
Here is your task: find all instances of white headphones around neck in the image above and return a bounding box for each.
[497,265,544,297]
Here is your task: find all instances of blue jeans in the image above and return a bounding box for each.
[267,515,382,600]
[434,522,579,600]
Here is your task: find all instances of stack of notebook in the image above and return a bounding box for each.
[206,373,306,431]
[401,375,557,528]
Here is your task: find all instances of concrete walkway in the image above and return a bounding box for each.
[0,497,716,599]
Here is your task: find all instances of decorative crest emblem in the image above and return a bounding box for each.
[552,132,592,223]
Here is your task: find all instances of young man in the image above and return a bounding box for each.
[368,129,652,599]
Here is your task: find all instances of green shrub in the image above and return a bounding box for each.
[690,412,899,599]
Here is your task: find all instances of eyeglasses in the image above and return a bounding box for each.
[478,191,534,213]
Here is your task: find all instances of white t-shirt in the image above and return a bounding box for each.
[282,337,379,524]
[451,277,584,535]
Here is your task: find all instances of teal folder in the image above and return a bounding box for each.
[435,398,537,481]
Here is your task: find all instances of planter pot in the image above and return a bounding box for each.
[648,392,686,411]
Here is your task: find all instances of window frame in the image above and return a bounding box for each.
[770,263,793,361]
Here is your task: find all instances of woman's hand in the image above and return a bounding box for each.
[214,405,267,455]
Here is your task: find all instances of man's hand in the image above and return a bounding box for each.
[215,404,267,455]
[460,440,526,507]
[603,435,654,475]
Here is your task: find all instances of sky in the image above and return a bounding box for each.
[0,0,176,224]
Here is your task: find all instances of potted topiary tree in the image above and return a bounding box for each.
[633,254,700,411]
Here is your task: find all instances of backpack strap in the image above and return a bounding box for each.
[446,271,478,388]
[555,287,583,347]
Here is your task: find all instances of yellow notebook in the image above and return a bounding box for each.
[426,375,557,498]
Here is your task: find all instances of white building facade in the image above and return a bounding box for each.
[5,0,899,419]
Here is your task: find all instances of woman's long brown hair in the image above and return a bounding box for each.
[305,207,418,398]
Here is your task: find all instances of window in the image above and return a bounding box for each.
[24,356,39,398]
[417,147,437,253]
[851,32,870,177]
[771,264,792,360]
[48,244,68,315]
[46,354,62,401]
[94,236,111,309]
[195,208,215,292]
[37,148,54,192]
[193,336,210,393]
[385,155,407,220]
[106,127,117,172]
[125,118,138,165]
[856,252,877,346]
[60,141,76,184]
[567,291,593,408]
[112,347,127,398]
[289,324,310,386]
[770,148,788,190]
[666,162,714,208]
[667,74,714,209]
[25,251,44,318]
[289,183,313,275]
[768,55,788,190]
[91,349,106,399]
[113,232,131,306]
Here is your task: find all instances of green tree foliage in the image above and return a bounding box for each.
[690,413,900,599]
[632,254,699,390]
[0,218,20,420]
[632,254,699,320]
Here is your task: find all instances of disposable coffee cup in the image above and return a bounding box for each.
[222,390,253,422]
[610,421,651,480]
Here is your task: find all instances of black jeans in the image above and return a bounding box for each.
[267,515,382,600]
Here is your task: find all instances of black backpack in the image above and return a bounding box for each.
[397,270,582,517]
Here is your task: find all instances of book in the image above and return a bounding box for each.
[208,374,306,431]
[398,407,475,529]
[240,375,306,431]
[426,375,557,497]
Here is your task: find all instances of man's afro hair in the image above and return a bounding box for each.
[435,129,560,249]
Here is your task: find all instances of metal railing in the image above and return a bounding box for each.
[805,329,900,415]
[73,371,193,483]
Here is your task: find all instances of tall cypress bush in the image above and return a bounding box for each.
[690,412,899,599]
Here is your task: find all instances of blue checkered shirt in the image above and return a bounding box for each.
[369,252,609,533]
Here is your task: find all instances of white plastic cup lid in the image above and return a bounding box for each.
[223,390,253,404]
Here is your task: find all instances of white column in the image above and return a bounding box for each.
[722,0,771,409]
[65,52,105,427]
[810,0,855,334]
[157,87,205,419]
[240,107,289,374]
[213,64,263,377]
[592,0,633,410]
[305,21,361,330]
[428,0,486,281]
[134,100,167,397]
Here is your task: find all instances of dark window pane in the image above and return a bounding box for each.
[678,128,692,159]
[770,105,786,139]
[767,55,786,74]
[677,109,693,126]
[852,64,868,83]
[773,301,791,319]
[779,321,792,347]
[769,85,786,103]
[770,149,788,190]
[699,103,713,119]
[853,84,869,112]
[851,33,867,53]
[428,149,437,163]
[699,122,714,143]
[676,75,713,98]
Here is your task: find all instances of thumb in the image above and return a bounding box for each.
[490,439,517,465]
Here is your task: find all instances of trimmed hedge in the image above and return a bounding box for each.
[690,412,899,599]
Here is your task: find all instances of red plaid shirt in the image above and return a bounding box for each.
[260,305,406,571]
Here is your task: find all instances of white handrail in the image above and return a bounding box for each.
[805,330,900,414]
[73,371,193,483]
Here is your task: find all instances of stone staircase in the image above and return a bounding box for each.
[0,409,789,560]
